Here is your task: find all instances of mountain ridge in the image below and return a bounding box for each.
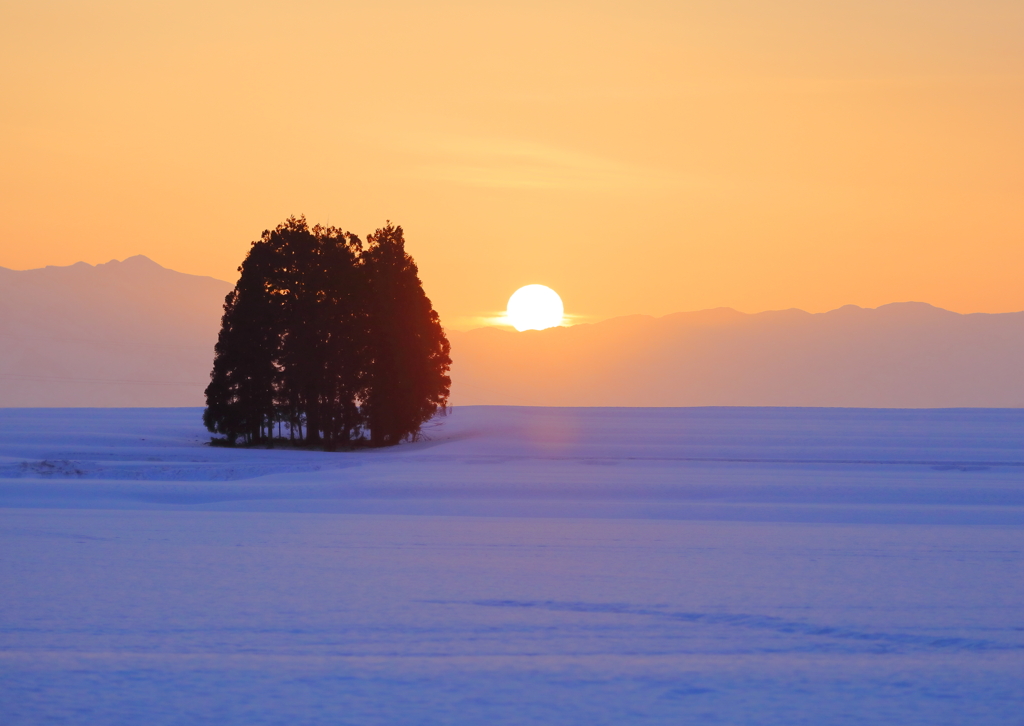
[448,301,1024,408]
[0,256,232,406]
[459,300,1017,338]
[3,254,229,281]
[1,257,1021,407]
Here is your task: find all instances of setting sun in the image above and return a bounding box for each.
[506,285,564,332]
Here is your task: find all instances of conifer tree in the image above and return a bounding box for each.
[271,219,365,448]
[361,224,452,446]
[204,238,283,444]
[317,227,367,448]
[205,217,448,448]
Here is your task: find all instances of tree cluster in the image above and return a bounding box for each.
[204,216,451,448]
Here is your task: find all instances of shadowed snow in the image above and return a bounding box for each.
[1,406,1023,724]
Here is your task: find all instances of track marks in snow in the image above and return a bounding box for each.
[439,600,1024,654]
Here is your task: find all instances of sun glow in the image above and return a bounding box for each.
[506,285,564,332]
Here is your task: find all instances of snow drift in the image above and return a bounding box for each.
[1,406,1022,524]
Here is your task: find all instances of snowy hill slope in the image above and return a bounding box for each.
[2,406,1022,523]
[0,256,231,406]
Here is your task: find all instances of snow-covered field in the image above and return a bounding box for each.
[1,406,1022,724]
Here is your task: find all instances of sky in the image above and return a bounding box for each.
[1,0,1022,329]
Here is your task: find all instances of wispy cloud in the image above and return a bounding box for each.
[402,132,687,192]
[450,310,592,332]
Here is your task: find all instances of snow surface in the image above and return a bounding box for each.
[1,406,1023,724]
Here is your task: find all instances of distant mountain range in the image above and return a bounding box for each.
[448,304,1024,408]
[2,257,1022,407]
[0,256,230,406]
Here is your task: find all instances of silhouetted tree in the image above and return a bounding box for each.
[205,216,449,448]
[361,224,452,446]
[204,238,283,445]
[268,218,365,449]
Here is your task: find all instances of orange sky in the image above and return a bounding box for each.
[2,0,1022,329]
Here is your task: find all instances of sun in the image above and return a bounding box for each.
[506,285,564,331]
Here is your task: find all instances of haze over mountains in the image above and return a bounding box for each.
[1,257,1022,408]
[0,256,230,406]
[449,306,1024,408]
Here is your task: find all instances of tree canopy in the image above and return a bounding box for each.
[204,216,451,448]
